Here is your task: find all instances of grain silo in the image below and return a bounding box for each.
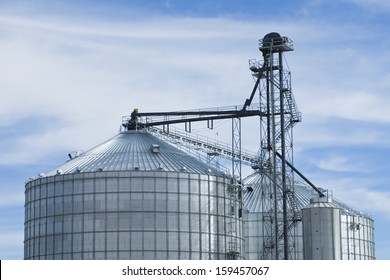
[302,197,342,260]
[242,171,375,260]
[24,130,243,260]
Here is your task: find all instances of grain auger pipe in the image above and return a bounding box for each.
[275,151,326,198]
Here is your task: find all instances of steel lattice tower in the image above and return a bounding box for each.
[249,33,302,259]
[123,32,302,260]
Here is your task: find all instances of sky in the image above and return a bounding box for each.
[0,0,389,260]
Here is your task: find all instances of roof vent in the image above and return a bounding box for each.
[151,144,160,153]
[68,150,83,160]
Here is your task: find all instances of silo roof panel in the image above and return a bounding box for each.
[242,171,371,218]
[43,131,219,176]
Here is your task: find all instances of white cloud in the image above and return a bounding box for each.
[300,173,390,219]
[296,90,390,124]
[315,154,368,173]
[335,184,390,220]
[0,14,260,165]
[294,120,390,151]
[0,12,388,167]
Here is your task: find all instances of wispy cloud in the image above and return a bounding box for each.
[0,14,264,165]
[294,119,390,150]
[298,91,390,123]
[314,153,369,173]
[295,170,389,218]
[325,178,390,219]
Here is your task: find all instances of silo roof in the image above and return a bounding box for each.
[42,131,220,177]
[242,171,371,218]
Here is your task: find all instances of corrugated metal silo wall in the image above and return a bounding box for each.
[24,170,243,260]
[340,214,375,260]
[302,204,342,260]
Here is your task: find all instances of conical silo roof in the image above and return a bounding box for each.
[242,171,318,213]
[242,171,371,218]
[42,130,220,177]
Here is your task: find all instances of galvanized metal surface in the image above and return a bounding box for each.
[42,131,221,177]
[24,170,243,260]
[302,200,342,260]
[243,171,373,218]
[24,131,243,260]
[340,214,375,259]
[242,171,375,260]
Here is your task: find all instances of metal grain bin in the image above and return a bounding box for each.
[242,171,375,260]
[24,131,243,260]
[302,197,342,260]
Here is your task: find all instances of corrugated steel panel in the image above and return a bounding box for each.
[242,171,371,218]
[43,131,219,177]
[24,171,243,260]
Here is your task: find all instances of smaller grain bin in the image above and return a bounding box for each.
[302,197,342,260]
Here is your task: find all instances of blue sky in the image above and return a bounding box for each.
[0,0,389,259]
